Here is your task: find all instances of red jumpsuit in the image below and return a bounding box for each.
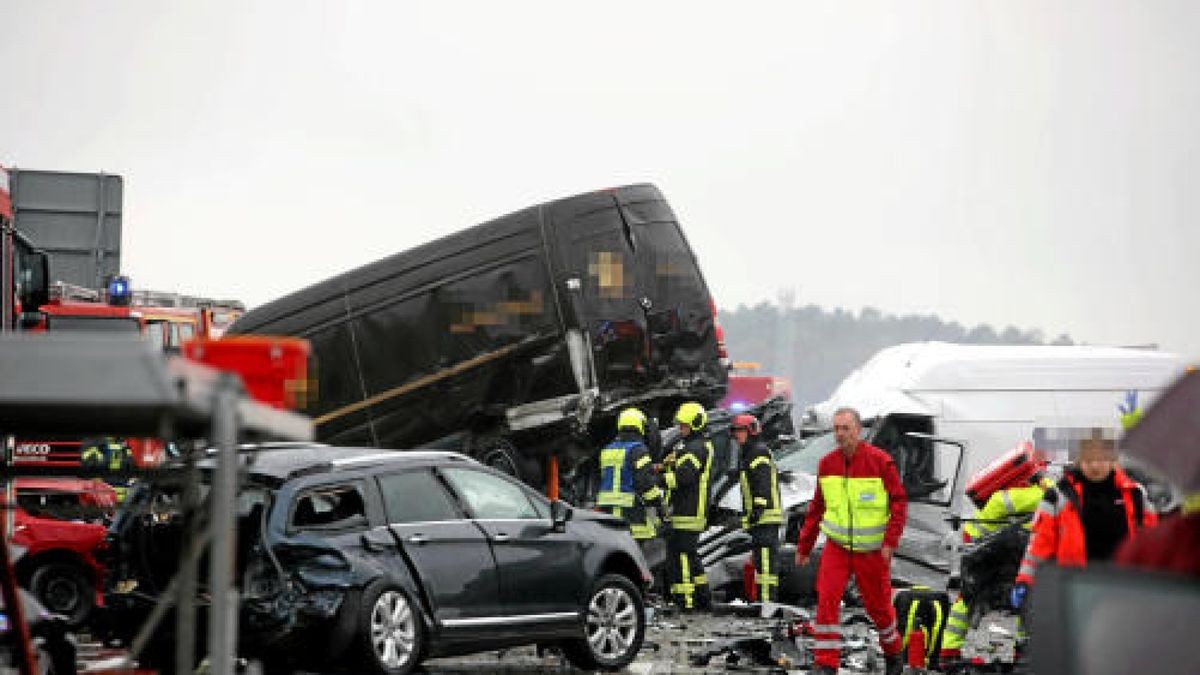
[797,441,908,670]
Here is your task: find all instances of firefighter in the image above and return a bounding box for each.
[1012,432,1157,609]
[796,407,908,675]
[596,408,664,550]
[81,436,135,502]
[731,413,782,602]
[942,465,1055,662]
[662,401,714,611]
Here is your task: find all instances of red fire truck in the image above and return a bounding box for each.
[15,278,245,468]
[719,361,793,411]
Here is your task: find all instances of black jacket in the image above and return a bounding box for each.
[738,438,783,527]
[664,432,714,531]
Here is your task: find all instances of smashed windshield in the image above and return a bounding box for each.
[776,433,835,475]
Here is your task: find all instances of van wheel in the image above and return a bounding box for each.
[563,574,645,671]
[470,435,541,484]
[354,581,424,675]
[30,562,93,627]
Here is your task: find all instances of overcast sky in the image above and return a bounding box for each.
[3,1,1197,358]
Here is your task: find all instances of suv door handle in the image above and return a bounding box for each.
[407,534,429,545]
[492,532,510,543]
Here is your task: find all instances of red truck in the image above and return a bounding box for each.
[719,362,793,411]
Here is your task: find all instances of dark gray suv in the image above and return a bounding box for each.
[103,446,650,674]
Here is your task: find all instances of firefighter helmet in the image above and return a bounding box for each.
[730,413,761,436]
[674,401,707,432]
[616,408,647,435]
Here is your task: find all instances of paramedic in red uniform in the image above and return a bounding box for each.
[796,407,908,675]
[1012,432,1156,606]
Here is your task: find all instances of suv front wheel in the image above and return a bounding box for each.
[563,573,645,671]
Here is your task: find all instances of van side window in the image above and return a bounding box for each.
[291,484,367,530]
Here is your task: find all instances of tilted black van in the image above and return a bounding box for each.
[230,184,727,492]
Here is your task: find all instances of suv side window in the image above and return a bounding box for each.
[441,468,542,520]
[291,483,368,531]
[378,470,461,523]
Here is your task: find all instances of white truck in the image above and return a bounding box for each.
[793,341,1188,577]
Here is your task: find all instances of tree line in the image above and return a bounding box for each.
[719,300,1073,410]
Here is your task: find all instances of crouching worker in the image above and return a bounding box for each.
[597,408,664,555]
[732,413,782,602]
[942,460,1055,662]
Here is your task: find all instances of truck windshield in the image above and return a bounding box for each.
[46,315,140,332]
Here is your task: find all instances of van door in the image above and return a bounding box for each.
[547,191,645,391]
[546,186,723,395]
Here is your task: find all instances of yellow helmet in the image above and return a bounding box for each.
[616,408,647,435]
[674,401,707,431]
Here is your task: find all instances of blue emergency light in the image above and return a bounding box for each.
[107,275,132,306]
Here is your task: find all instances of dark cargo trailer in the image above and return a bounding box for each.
[230,184,727,490]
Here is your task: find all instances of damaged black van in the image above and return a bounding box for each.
[230,184,727,492]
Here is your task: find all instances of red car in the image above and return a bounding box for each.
[12,478,117,626]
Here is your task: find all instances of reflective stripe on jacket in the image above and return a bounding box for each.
[739,439,783,528]
[797,441,907,555]
[598,439,641,507]
[963,483,1048,542]
[1017,467,1156,585]
[664,434,713,531]
[597,432,662,539]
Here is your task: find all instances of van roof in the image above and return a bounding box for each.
[811,341,1186,421]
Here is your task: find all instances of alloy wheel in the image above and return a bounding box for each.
[370,590,416,669]
[585,586,638,661]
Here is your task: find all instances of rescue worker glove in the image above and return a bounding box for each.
[748,505,765,525]
[1010,582,1029,610]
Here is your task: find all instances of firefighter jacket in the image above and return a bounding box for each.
[1017,467,1156,585]
[663,432,714,532]
[81,438,133,473]
[962,480,1052,542]
[597,431,663,539]
[797,441,907,554]
[739,438,782,529]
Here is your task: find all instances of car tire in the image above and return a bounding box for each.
[563,573,645,672]
[30,561,93,627]
[353,581,424,675]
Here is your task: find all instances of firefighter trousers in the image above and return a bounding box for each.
[666,529,710,610]
[747,524,780,602]
[812,543,903,669]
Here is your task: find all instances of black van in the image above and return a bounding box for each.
[230,184,727,491]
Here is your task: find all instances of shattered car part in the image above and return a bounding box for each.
[961,610,1021,666]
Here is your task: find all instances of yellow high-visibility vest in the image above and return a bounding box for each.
[818,476,889,551]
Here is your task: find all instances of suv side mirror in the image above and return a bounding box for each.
[550,499,572,532]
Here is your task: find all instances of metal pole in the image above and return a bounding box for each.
[175,452,200,675]
[208,375,240,675]
[91,172,108,292]
[2,216,13,332]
